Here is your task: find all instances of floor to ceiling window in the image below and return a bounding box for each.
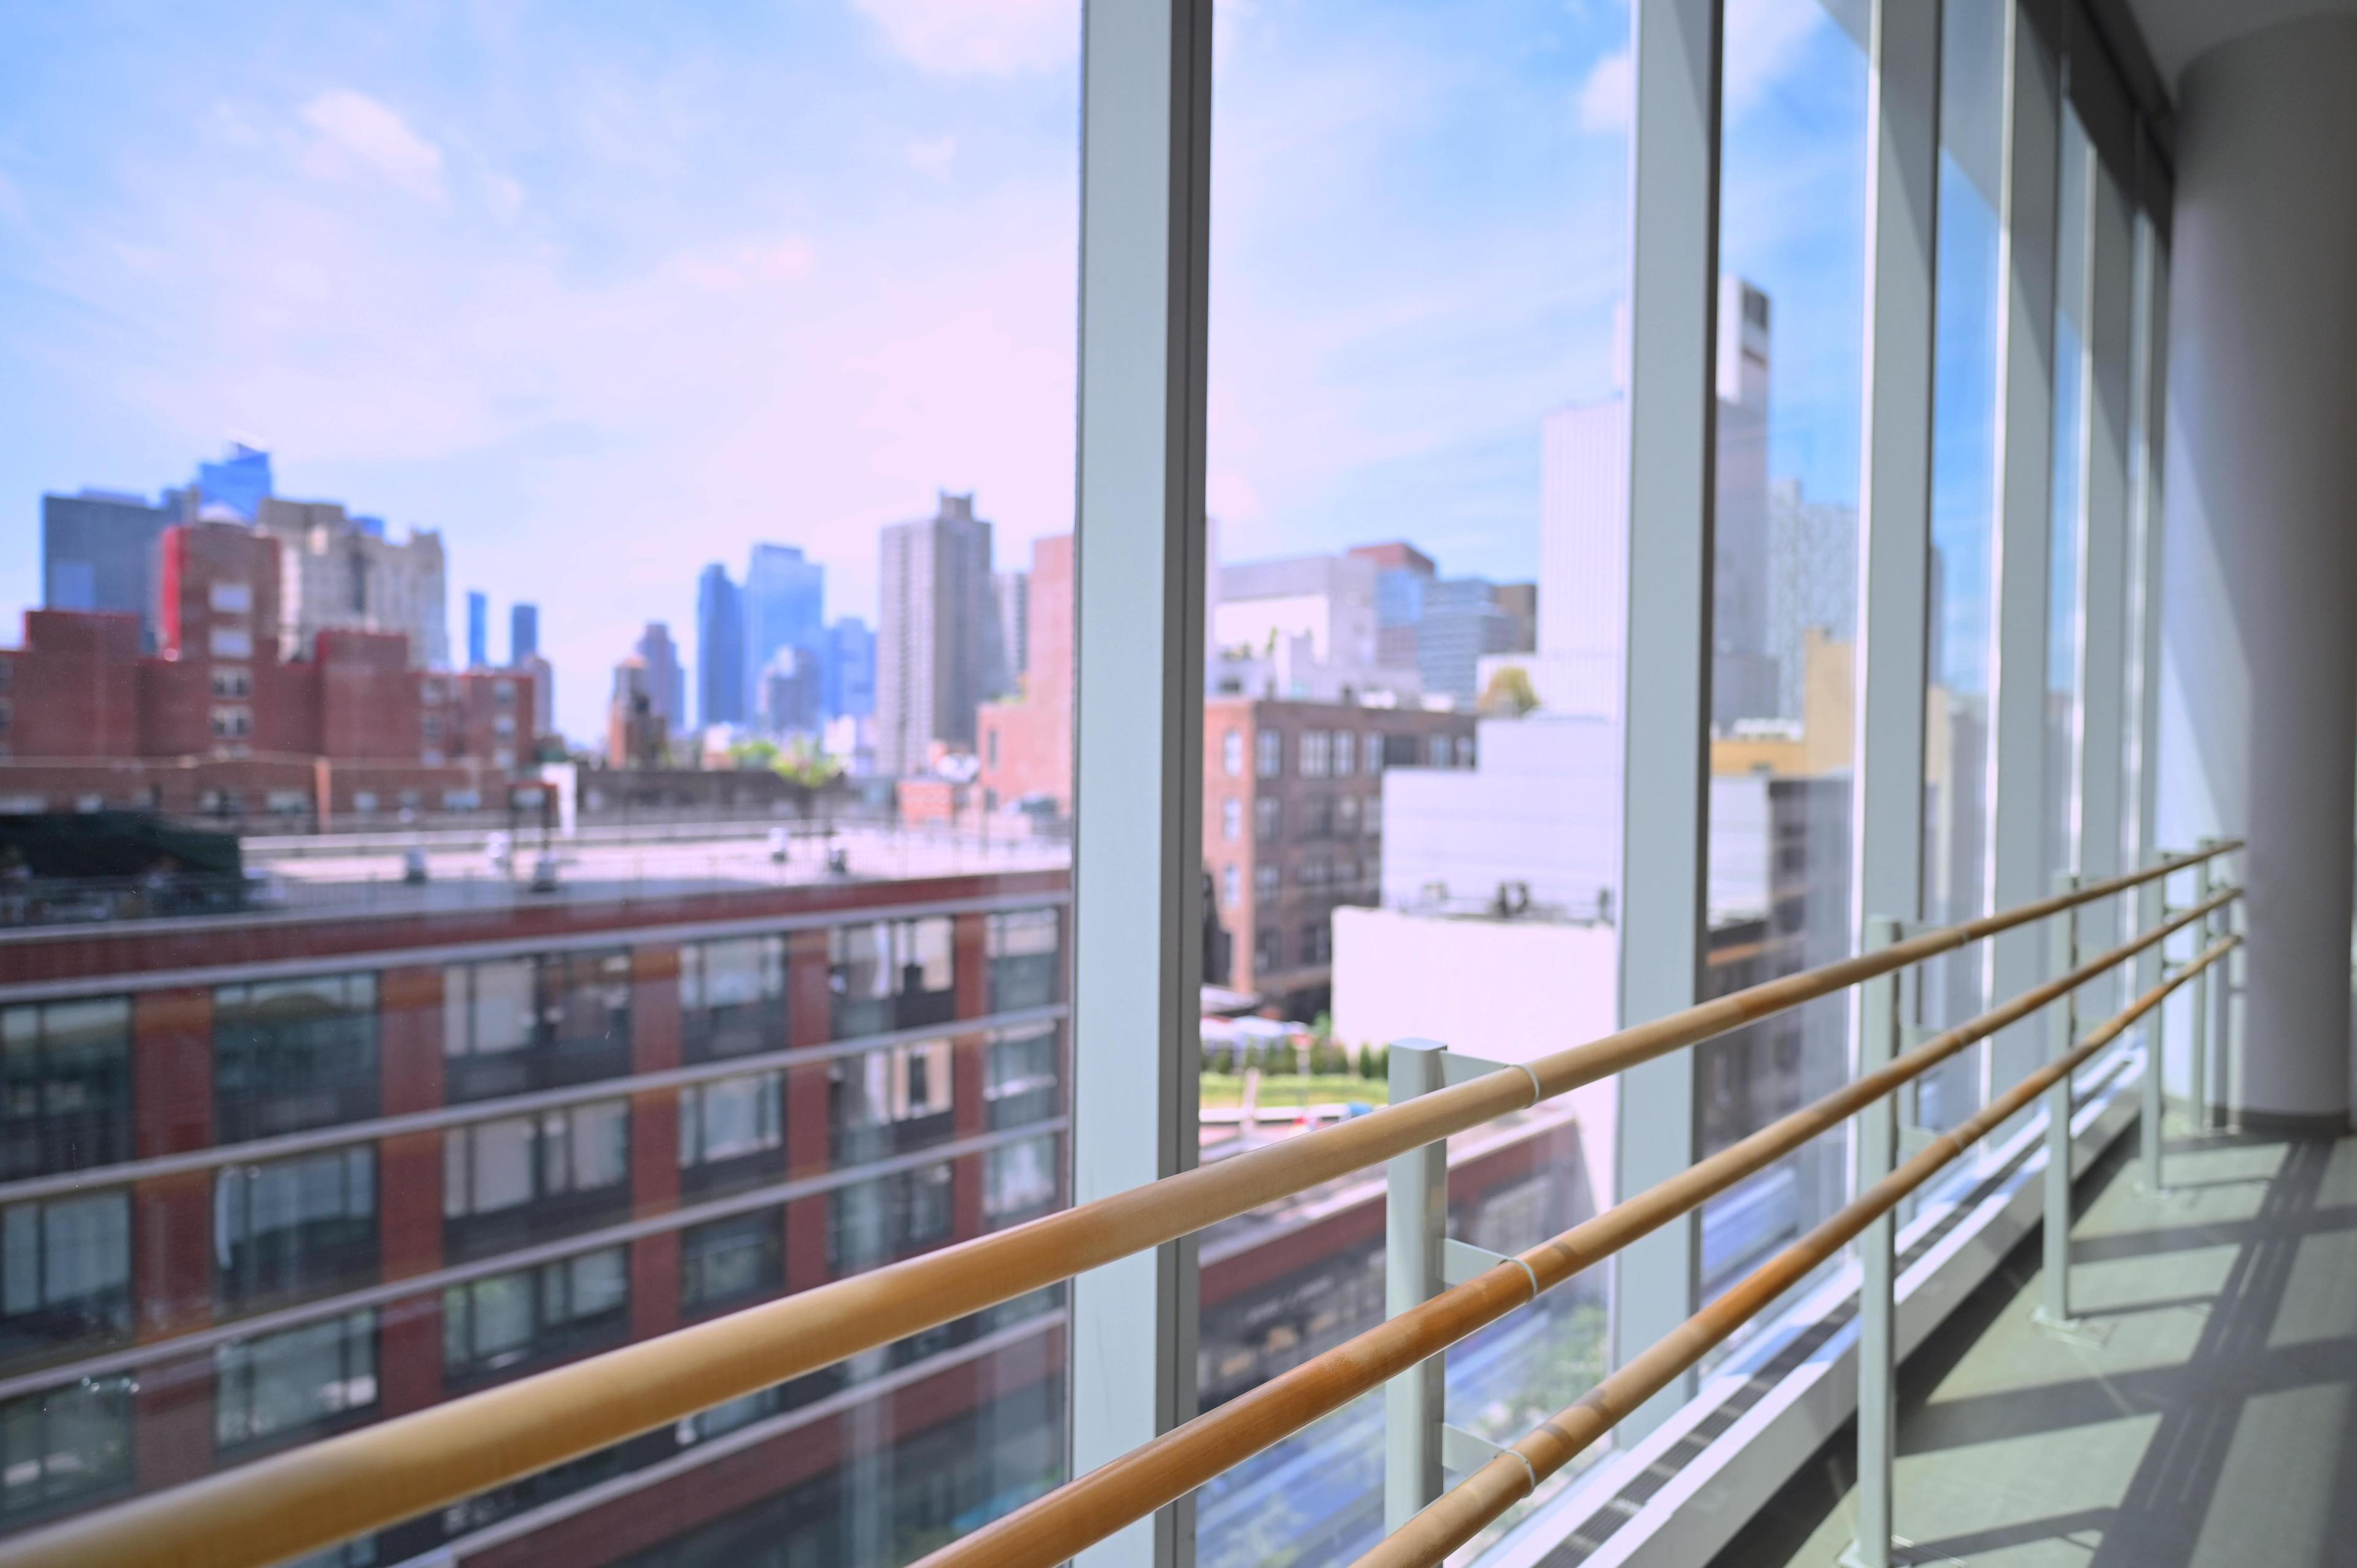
[1697,0,1868,1316]
[0,6,1078,1563]
[1198,0,1631,1556]
[1918,0,2010,1130]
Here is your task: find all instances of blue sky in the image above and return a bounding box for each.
[0,0,1973,741]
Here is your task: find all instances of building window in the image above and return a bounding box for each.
[829,1163,952,1271]
[208,581,252,614]
[1255,864,1280,898]
[1221,797,1242,841]
[1255,730,1283,778]
[681,1211,782,1313]
[443,1248,628,1381]
[1299,731,1331,778]
[1221,728,1244,776]
[984,1024,1059,1132]
[214,1311,377,1451]
[985,1135,1058,1226]
[1299,924,1330,965]
[1457,734,1476,768]
[215,974,381,1142]
[422,713,443,741]
[1254,930,1281,974]
[215,1149,377,1309]
[1364,731,1383,774]
[1255,797,1280,840]
[1427,735,1449,767]
[444,1103,630,1256]
[828,917,954,1038]
[1221,864,1240,908]
[830,1040,955,1161]
[0,1194,131,1360]
[422,680,444,705]
[208,666,252,698]
[1,998,133,1180]
[0,1378,133,1526]
[208,627,252,660]
[1364,794,1383,837]
[678,1075,783,1170]
[209,705,252,739]
[1337,795,1360,836]
[443,952,632,1100]
[494,680,516,706]
[680,935,786,1062]
[986,908,1061,1011]
[1334,731,1356,776]
[494,714,516,737]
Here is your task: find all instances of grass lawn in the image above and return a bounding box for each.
[1198,1073,1388,1110]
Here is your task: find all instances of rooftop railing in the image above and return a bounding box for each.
[0,841,2242,1568]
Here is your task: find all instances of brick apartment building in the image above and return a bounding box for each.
[1203,697,1475,1018]
[0,868,1071,1564]
[0,522,535,824]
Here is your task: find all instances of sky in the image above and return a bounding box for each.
[0,0,1975,743]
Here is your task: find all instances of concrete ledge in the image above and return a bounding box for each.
[1479,1042,2147,1568]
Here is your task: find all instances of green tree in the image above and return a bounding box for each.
[1479,665,1540,717]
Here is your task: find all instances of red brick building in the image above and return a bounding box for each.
[0,522,534,822]
[1202,697,1476,1017]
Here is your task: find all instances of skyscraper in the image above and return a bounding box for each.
[696,565,746,728]
[876,492,996,777]
[1531,274,1773,720]
[743,544,825,730]
[41,489,172,648]
[993,570,1030,699]
[195,442,273,520]
[510,603,540,663]
[636,622,686,734]
[254,497,450,668]
[826,617,877,720]
[466,591,489,669]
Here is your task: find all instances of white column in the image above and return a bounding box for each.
[2157,16,2357,1134]
[1069,4,1215,1564]
[1611,0,1720,1438]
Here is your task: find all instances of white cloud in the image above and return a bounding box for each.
[1725,0,1825,116]
[1572,0,1823,137]
[673,236,818,290]
[1577,50,1631,134]
[298,90,445,201]
[854,0,1078,75]
[905,133,958,179]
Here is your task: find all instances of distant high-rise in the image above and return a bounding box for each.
[41,490,173,649]
[195,442,273,521]
[993,570,1030,698]
[1533,273,1772,720]
[510,603,540,663]
[1417,578,1520,706]
[466,591,489,668]
[826,617,877,720]
[255,498,449,668]
[1349,542,1437,669]
[696,565,746,728]
[743,544,825,730]
[635,623,686,734]
[877,492,996,776]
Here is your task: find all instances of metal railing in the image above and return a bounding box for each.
[0,843,2241,1568]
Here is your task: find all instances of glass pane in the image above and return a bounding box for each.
[4,3,1083,1564]
[1201,0,1633,1555]
[1698,0,1868,1336]
[1917,0,2009,1132]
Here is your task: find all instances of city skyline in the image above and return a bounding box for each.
[0,0,1907,745]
